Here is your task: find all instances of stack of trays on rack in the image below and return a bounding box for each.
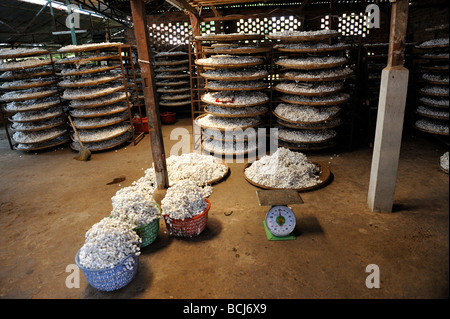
[154,51,191,112]
[268,30,351,151]
[56,42,133,152]
[413,38,449,137]
[194,33,271,156]
[0,47,69,151]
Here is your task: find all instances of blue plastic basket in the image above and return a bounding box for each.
[75,249,139,291]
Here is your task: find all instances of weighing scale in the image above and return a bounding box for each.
[256,190,303,241]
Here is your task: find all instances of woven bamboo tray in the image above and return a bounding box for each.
[195,59,264,69]
[0,48,49,59]
[72,114,129,130]
[160,93,191,101]
[203,46,271,54]
[205,82,268,91]
[159,100,191,107]
[275,57,349,70]
[414,123,449,136]
[204,105,268,118]
[419,97,449,109]
[58,75,122,88]
[243,161,332,192]
[278,140,338,151]
[419,88,449,97]
[273,84,343,96]
[13,128,67,145]
[195,113,262,132]
[155,80,189,87]
[201,94,269,108]
[10,117,66,132]
[55,54,119,65]
[415,109,449,121]
[69,104,128,118]
[0,79,56,90]
[71,123,132,143]
[69,92,128,109]
[280,69,353,82]
[0,59,53,72]
[0,68,54,80]
[56,65,120,76]
[57,42,122,53]
[202,140,258,156]
[154,51,189,59]
[280,93,350,106]
[10,108,63,123]
[154,66,189,73]
[14,135,69,151]
[267,31,340,42]
[154,59,189,66]
[276,117,343,130]
[278,132,337,145]
[195,34,264,42]
[157,87,190,94]
[200,71,268,81]
[423,78,449,85]
[202,129,258,142]
[272,108,342,125]
[4,98,60,113]
[1,89,59,102]
[155,73,190,80]
[70,131,131,152]
[275,44,350,53]
[62,85,124,100]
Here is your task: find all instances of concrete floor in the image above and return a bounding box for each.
[0,118,448,299]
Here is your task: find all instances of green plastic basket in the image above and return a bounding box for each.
[133,217,160,247]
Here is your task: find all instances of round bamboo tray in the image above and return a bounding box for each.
[154,59,189,66]
[278,139,338,151]
[55,54,119,65]
[62,85,124,100]
[419,87,449,97]
[195,34,264,42]
[204,105,268,118]
[415,109,449,121]
[0,59,53,72]
[0,48,49,59]
[56,65,120,76]
[160,93,191,101]
[69,92,128,109]
[202,129,258,142]
[159,99,191,107]
[280,69,353,82]
[0,79,56,90]
[57,42,122,53]
[243,161,332,192]
[155,80,189,87]
[195,59,264,69]
[10,108,63,123]
[155,73,190,80]
[202,140,258,156]
[71,131,131,152]
[273,83,343,96]
[267,31,340,42]
[157,87,190,94]
[69,104,128,118]
[418,97,449,109]
[200,71,268,81]
[72,114,129,130]
[414,123,449,136]
[0,68,53,80]
[272,108,341,125]
[13,127,67,144]
[4,98,60,113]
[421,65,449,72]
[280,93,350,106]
[276,117,343,130]
[201,93,269,108]
[1,89,59,102]
[275,44,350,53]
[10,117,66,132]
[205,81,268,91]
[275,57,349,70]
[195,113,262,132]
[14,135,69,151]
[154,51,189,59]
[203,46,271,55]
[71,123,132,143]
[277,131,337,145]
[58,75,122,88]
[154,66,189,73]
[421,54,449,60]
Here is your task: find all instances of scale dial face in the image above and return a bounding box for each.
[265,206,296,237]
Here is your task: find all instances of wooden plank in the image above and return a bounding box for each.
[387,0,409,67]
[129,0,169,189]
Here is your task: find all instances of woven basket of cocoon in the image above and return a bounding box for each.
[163,198,210,237]
[133,218,160,247]
[75,250,138,291]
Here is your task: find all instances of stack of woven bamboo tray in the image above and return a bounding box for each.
[154,51,191,115]
[413,37,449,137]
[194,33,271,157]
[0,47,69,151]
[56,42,133,152]
[268,30,351,151]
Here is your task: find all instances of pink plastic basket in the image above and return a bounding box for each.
[163,198,210,237]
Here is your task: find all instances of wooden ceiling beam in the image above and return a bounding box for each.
[165,0,199,18]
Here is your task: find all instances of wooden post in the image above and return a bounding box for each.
[368,0,409,212]
[129,0,169,189]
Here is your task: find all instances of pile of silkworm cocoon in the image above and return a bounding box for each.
[78,217,141,270]
[161,180,210,221]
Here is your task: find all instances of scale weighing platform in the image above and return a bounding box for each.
[256,189,304,241]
